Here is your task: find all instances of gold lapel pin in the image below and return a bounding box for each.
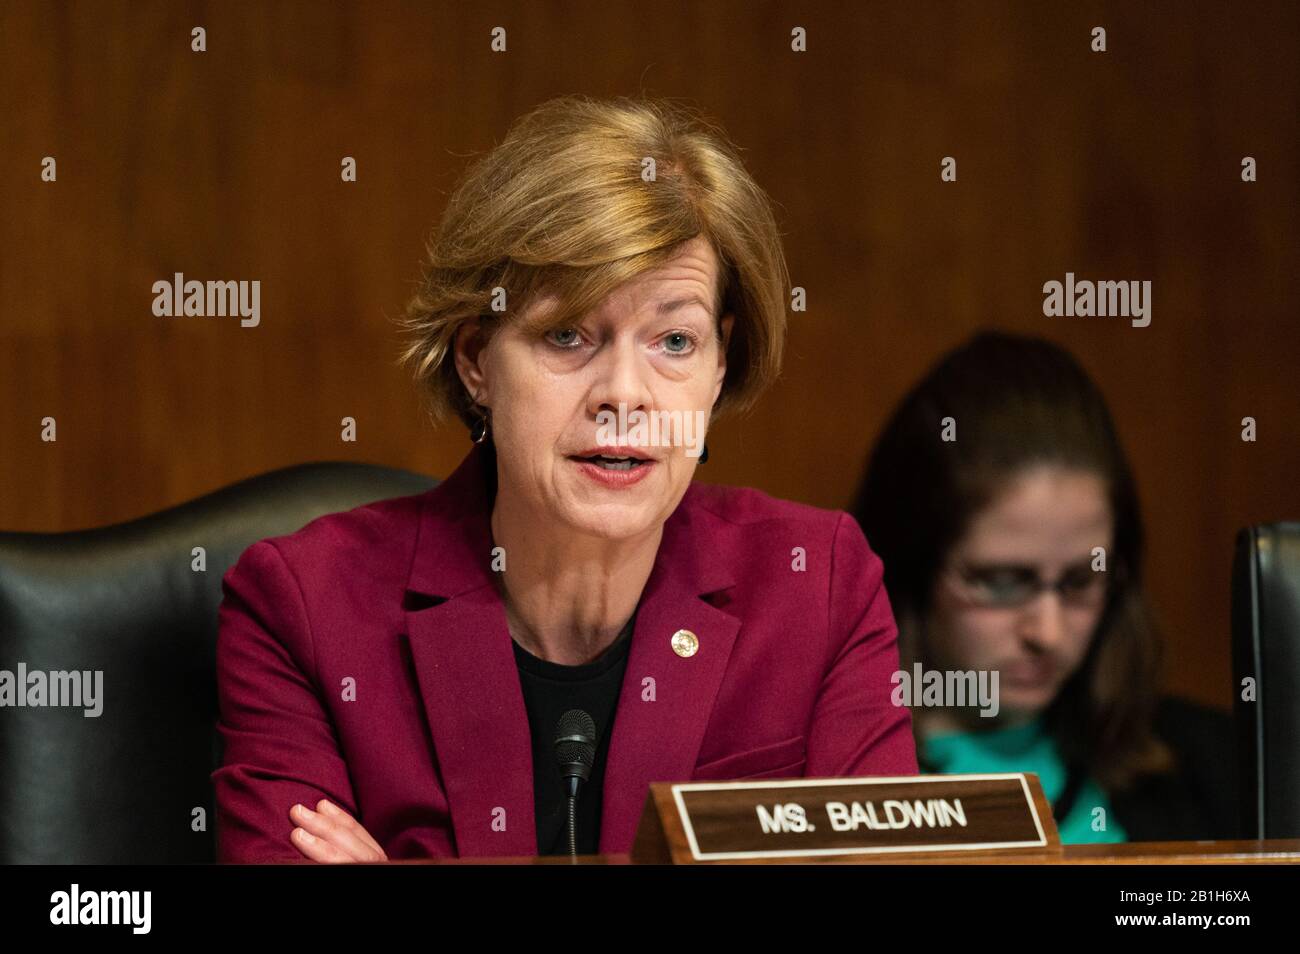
[671,629,699,658]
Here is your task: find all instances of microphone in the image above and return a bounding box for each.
[553,709,597,856]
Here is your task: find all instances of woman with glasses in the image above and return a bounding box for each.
[850,331,1239,843]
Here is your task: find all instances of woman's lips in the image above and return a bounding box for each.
[1001,661,1056,685]
[568,455,656,488]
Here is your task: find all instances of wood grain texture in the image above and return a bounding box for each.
[2,2,1296,715]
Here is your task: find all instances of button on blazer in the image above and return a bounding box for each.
[212,442,917,861]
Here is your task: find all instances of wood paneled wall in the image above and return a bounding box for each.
[2,1,1296,708]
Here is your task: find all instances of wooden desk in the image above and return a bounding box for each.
[396,839,1300,864]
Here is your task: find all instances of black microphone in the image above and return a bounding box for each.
[553,709,597,856]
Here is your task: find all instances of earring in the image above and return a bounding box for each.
[699,442,709,464]
[469,408,490,444]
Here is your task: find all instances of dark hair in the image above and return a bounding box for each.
[850,330,1172,792]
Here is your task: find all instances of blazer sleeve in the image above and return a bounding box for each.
[805,512,919,777]
[211,539,361,862]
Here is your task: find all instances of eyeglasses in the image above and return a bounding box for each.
[942,561,1119,610]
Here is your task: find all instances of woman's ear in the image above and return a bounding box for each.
[452,318,491,406]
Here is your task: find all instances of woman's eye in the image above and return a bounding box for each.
[984,578,1024,597]
[545,328,581,348]
[972,572,1031,600]
[1060,570,1099,593]
[661,331,696,355]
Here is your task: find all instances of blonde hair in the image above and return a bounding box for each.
[396,94,790,429]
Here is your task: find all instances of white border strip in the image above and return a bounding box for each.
[671,772,1048,861]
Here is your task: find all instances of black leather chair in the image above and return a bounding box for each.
[0,462,436,863]
[1232,522,1300,839]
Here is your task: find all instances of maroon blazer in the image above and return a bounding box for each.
[212,442,917,861]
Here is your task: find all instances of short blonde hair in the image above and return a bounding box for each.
[396,94,790,429]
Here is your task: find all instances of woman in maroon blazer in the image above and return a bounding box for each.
[212,95,917,862]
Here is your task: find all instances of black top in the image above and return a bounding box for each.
[511,613,635,855]
[1109,695,1243,841]
[912,695,1241,841]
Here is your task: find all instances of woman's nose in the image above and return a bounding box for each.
[1018,590,1069,651]
[588,338,653,416]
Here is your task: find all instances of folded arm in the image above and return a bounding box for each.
[212,540,365,862]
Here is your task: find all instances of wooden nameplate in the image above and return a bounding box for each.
[631,773,1060,863]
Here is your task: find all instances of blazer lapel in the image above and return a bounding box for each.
[404,443,538,858]
[407,588,537,858]
[598,493,739,853]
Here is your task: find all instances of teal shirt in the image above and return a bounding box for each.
[920,716,1128,844]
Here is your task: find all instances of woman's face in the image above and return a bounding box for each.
[925,465,1114,721]
[456,235,733,541]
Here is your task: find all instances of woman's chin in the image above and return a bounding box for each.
[563,509,660,542]
[999,684,1056,715]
